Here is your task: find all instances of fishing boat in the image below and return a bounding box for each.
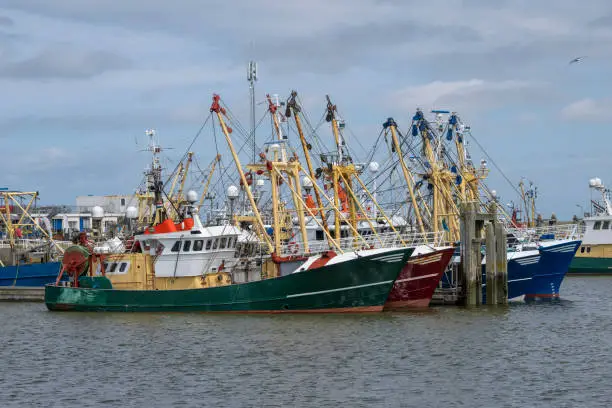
[0,191,67,286]
[385,245,454,308]
[568,177,612,275]
[45,216,412,312]
[482,235,580,301]
[45,95,414,313]
[394,110,580,301]
[283,93,454,308]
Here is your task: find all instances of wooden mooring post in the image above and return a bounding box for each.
[459,202,507,306]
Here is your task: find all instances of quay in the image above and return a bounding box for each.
[0,287,44,302]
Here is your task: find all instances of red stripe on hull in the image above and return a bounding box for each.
[384,247,454,309]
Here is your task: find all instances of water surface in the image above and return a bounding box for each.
[1,277,610,407]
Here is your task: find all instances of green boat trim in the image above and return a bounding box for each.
[45,247,414,313]
[568,255,612,275]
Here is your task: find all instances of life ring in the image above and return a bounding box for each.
[288,242,299,255]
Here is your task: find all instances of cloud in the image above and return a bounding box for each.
[561,98,612,121]
[389,79,547,114]
[0,0,611,217]
[0,16,14,26]
[0,46,131,79]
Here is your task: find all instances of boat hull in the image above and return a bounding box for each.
[385,247,454,309]
[482,240,581,301]
[526,240,580,300]
[45,248,412,313]
[568,255,612,275]
[0,262,61,287]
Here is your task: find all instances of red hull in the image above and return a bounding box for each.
[385,247,454,309]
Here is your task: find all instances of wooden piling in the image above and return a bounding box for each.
[460,202,481,306]
[459,201,508,306]
[494,222,508,304]
[485,221,497,305]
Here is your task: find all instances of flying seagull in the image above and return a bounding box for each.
[569,56,586,65]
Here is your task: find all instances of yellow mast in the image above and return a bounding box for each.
[325,96,343,240]
[0,191,64,252]
[210,94,273,252]
[286,91,330,239]
[198,154,221,209]
[385,118,426,233]
[416,111,460,241]
[247,153,311,253]
[167,162,183,202]
[274,169,344,253]
[176,152,193,203]
[265,94,309,252]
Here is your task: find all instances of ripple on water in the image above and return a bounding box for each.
[0,277,611,407]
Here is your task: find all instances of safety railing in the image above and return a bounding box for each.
[0,239,73,250]
[278,230,445,257]
[506,224,582,245]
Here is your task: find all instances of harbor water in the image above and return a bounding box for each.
[1,277,610,407]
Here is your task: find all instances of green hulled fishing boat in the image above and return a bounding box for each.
[45,246,412,313]
[45,95,415,313]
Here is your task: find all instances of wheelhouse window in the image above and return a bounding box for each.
[194,240,204,251]
[603,221,610,230]
[205,240,212,250]
[171,241,180,252]
[183,240,191,252]
[220,237,227,249]
[109,263,118,273]
[212,239,219,250]
[594,221,602,230]
[580,247,585,253]
[119,263,128,272]
[316,230,324,241]
[587,247,591,253]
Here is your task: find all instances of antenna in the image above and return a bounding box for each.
[247,61,257,164]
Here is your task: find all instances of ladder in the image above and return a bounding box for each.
[145,255,156,289]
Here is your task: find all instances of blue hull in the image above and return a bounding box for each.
[482,252,539,301]
[482,240,581,301]
[527,240,581,300]
[0,262,61,287]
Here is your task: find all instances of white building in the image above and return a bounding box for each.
[76,195,138,214]
[50,195,139,238]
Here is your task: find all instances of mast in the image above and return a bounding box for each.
[144,129,167,226]
[247,61,257,164]
[413,110,460,241]
[265,94,309,250]
[177,152,193,203]
[210,94,273,252]
[384,118,425,233]
[519,179,529,226]
[324,95,354,240]
[286,91,330,239]
[198,154,221,209]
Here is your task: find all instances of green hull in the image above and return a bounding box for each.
[568,256,612,275]
[45,248,413,312]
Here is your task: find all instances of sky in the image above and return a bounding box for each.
[1,0,611,219]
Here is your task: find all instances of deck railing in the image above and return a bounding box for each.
[506,224,582,245]
[0,239,73,250]
[278,231,445,257]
